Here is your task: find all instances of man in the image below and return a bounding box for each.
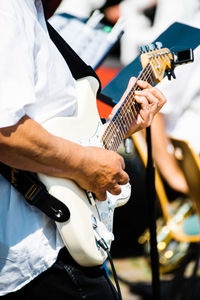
[0,0,166,299]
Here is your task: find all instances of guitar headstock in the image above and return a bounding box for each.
[140,42,173,83]
[140,42,194,83]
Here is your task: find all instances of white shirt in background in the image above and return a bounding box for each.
[157,46,200,154]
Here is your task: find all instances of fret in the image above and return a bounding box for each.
[102,63,155,151]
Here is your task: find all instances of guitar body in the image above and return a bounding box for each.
[38,76,131,266]
[38,44,180,266]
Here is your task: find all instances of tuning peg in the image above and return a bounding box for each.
[140,44,154,53]
[139,46,147,54]
[148,44,155,51]
[146,45,150,52]
[155,42,163,49]
[139,45,148,54]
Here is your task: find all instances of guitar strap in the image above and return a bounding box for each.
[0,163,70,222]
[0,21,102,222]
[46,21,101,92]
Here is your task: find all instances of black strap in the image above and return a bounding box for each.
[46,21,101,94]
[0,162,70,222]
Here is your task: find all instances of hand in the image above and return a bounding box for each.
[108,77,167,136]
[69,146,129,201]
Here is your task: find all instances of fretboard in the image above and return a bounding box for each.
[101,63,155,151]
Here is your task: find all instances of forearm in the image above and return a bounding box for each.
[0,115,130,200]
[0,115,83,178]
[0,75,167,200]
[151,113,189,194]
[151,113,174,172]
[151,113,181,175]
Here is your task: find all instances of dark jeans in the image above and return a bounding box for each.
[2,248,119,300]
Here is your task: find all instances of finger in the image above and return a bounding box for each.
[96,181,123,200]
[106,169,129,195]
[134,94,149,107]
[127,76,137,89]
[150,87,167,104]
[95,189,107,201]
[120,156,126,170]
[135,88,167,115]
[116,77,137,108]
[134,95,151,126]
[110,77,137,118]
[137,80,152,89]
[135,92,159,109]
[135,87,166,107]
[137,107,151,124]
[107,184,122,196]
[117,170,130,185]
[152,88,167,109]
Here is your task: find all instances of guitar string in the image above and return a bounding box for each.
[102,64,153,149]
[110,69,152,151]
[114,65,154,151]
[104,63,154,148]
[115,51,169,148]
[102,63,153,151]
[111,67,151,151]
[102,63,154,151]
[103,51,170,151]
[102,72,152,152]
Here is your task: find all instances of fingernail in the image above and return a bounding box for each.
[137,80,143,84]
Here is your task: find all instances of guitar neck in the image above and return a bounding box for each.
[101,63,155,151]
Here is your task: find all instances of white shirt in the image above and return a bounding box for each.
[157,46,200,153]
[55,0,106,18]
[153,0,200,33]
[0,0,77,295]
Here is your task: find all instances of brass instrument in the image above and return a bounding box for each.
[133,132,200,273]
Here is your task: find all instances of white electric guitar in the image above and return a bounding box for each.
[38,43,174,266]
